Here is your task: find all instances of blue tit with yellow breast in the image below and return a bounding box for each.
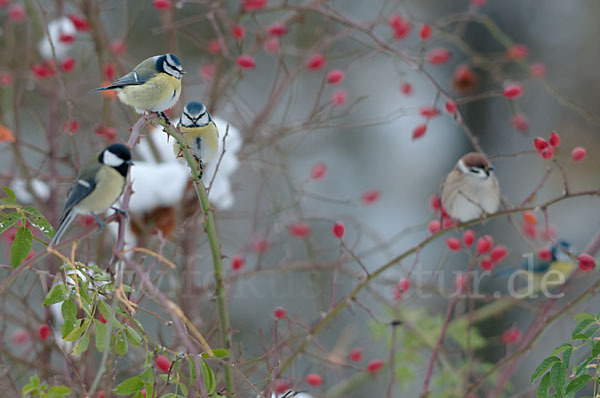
[50,144,133,246]
[496,240,577,294]
[90,54,185,122]
[172,101,219,178]
[523,240,576,292]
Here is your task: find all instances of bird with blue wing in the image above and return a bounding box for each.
[172,101,219,179]
[496,240,577,295]
[90,54,185,124]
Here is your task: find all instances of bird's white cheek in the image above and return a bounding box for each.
[103,151,125,167]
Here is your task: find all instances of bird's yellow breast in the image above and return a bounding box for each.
[117,74,181,113]
[76,167,126,214]
[175,122,219,164]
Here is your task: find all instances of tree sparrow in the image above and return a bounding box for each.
[440,152,500,222]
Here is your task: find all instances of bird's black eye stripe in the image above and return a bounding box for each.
[184,112,199,124]
[183,111,205,125]
[165,56,183,72]
[183,111,194,122]
[470,167,481,173]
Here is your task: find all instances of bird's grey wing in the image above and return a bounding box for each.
[60,161,100,219]
[90,71,150,91]
[61,178,96,218]
[90,57,159,91]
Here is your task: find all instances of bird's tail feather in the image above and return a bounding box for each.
[50,211,76,246]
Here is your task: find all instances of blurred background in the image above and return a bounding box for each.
[1,0,599,397]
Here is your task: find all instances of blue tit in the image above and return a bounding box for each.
[90,54,185,122]
[523,240,576,292]
[496,240,576,294]
[50,144,133,246]
[172,101,219,177]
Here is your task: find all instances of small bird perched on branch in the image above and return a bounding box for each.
[172,101,219,178]
[90,53,185,123]
[50,144,133,246]
[440,152,500,222]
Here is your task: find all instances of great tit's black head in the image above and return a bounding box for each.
[180,101,212,128]
[100,143,133,177]
[459,152,494,179]
[157,53,185,79]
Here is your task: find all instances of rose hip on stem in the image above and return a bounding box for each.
[156,355,171,373]
[446,238,461,251]
[273,306,286,319]
[332,222,345,238]
[367,359,384,372]
[349,347,363,362]
[306,374,323,386]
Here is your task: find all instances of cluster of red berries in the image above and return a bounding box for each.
[445,232,507,271]
[427,195,455,234]
[533,131,587,162]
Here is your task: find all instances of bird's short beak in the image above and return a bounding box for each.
[180,69,187,74]
[126,160,134,165]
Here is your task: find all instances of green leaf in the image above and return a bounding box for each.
[551,344,573,357]
[574,313,595,322]
[75,276,90,306]
[43,284,69,306]
[113,376,144,395]
[532,356,561,382]
[72,329,91,355]
[188,357,196,383]
[537,372,551,398]
[22,375,42,395]
[92,273,112,282]
[11,226,32,268]
[2,187,16,202]
[593,341,600,357]
[201,349,229,359]
[0,212,23,235]
[200,360,215,395]
[126,325,142,346]
[550,362,565,395]
[21,385,38,395]
[572,319,595,339]
[93,319,107,353]
[64,319,90,341]
[141,367,154,398]
[573,327,599,340]
[114,330,128,355]
[61,300,77,321]
[48,385,71,396]
[575,357,593,375]
[563,346,573,371]
[61,319,76,340]
[23,206,54,237]
[565,374,592,394]
[97,300,111,320]
[178,382,188,396]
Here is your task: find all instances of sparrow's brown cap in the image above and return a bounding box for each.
[461,152,490,169]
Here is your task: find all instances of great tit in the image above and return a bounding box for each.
[172,101,219,177]
[50,144,133,246]
[90,53,185,121]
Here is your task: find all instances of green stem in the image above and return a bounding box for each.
[156,119,235,397]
